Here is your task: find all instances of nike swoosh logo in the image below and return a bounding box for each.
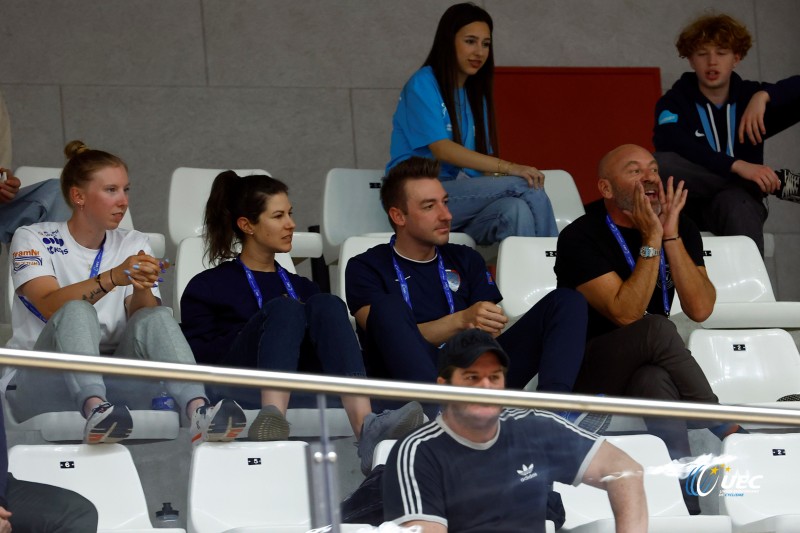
[695,130,705,137]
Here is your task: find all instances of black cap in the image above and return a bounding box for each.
[438,329,510,376]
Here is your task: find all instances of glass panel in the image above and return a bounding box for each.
[1,354,798,532]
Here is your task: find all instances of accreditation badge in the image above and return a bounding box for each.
[446,269,461,292]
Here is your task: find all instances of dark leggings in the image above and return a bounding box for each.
[363,288,588,392]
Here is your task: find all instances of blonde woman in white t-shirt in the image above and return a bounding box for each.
[7,140,245,445]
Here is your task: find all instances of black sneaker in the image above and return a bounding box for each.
[776,169,800,203]
[247,405,290,442]
[84,402,133,444]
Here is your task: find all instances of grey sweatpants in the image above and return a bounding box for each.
[13,300,206,420]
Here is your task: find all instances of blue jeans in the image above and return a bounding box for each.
[223,294,366,377]
[0,179,72,243]
[441,174,558,244]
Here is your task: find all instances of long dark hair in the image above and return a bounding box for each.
[203,170,289,264]
[423,2,497,156]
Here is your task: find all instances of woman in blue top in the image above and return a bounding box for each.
[387,2,558,244]
[180,171,423,474]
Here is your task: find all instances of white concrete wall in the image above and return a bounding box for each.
[2,0,798,304]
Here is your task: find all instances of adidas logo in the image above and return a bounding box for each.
[517,463,538,482]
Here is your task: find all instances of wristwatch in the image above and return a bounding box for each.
[639,246,661,258]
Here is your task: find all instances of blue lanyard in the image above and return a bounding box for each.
[18,295,47,323]
[605,215,670,317]
[18,236,107,324]
[389,235,455,315]
[88,236,106,279]
[237,256,298,309]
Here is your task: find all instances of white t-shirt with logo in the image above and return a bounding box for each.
[8,221,160,353]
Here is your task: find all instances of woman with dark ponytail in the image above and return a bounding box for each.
[7,141,245,446]
[180,171,423,475]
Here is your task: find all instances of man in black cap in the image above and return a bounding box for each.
[381,329,647,533]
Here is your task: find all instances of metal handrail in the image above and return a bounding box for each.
[2,346,800,426]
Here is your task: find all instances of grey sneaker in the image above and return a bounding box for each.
[776,169,800,203]
[247,405,290,441]
[560,411,612,434]
[191,399,246,446]
[84,402,133,444]
[357,401,425,475]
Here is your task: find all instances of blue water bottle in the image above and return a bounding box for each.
[151,382,176,411]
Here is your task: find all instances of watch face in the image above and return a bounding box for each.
[640,246,659,258]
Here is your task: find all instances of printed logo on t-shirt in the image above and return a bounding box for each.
[658,110,679,125]
[656,264,675,290]
[12,249,42,272]
[517,463,538,483]
[446,269,461,292]
[39,230,68,256]
[485,270,495,285]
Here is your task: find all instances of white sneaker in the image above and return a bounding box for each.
[84,402,133,444]
[191,399,246,446]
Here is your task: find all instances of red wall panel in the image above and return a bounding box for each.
[494,67,662,203]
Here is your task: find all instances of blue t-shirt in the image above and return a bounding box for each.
[383,409,603,533]
[345,242,501,327]
[387,66,482,180]
[180,259,319,365]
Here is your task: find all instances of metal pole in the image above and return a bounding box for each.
[306,394,341,531]
[1,347,800,426]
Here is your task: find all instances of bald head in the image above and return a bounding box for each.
[598,144,662,219]
[598,144,654,181]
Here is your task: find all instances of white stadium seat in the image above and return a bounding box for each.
[188,441,312,533]
[555,434,731,532]
[699,235,800,329]
[321,168,392,266]
[9,443,184,532]
[370,438,397,470]
[335,235,388,326]
[720,433,800,532]
[168,167,268,248]
[687,328,800,429]
[543,169,585,233]
[495,236,558,325]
